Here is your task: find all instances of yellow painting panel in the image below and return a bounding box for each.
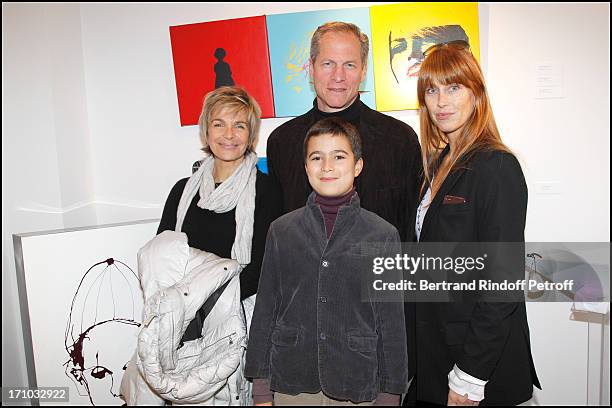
[371,2,480,111]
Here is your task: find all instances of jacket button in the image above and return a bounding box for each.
[320,296,327,303]
[322,260,329,267]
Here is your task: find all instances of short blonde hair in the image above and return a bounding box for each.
[310,21,369,65]
[198,86,261,155]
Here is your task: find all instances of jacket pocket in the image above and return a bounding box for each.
[271,325,299,347]
[443,195,467,205]
[347,330,378,352]
[445,321,469,346]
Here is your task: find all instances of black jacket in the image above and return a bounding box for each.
[244,193,408,402]
[416,148,541,405]
[266,99,422,242]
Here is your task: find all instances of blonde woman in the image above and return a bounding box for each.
[121,86,282,405]
[158,86,281,313]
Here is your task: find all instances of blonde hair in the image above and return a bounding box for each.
[198,86,261,155]
[310,21,369,65]
[417,44,511,200]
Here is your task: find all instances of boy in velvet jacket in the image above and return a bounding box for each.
[245,118,408,405]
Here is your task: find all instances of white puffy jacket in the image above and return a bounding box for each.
[120,230,250,405]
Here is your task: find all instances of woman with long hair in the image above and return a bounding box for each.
[413,41,540,406]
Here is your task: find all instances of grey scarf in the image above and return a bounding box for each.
[176,152,257,265]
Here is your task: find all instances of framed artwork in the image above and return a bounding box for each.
[371,2,480,111]
[170,16,275,125]
[14,220,158,405]
[266,8,376,117]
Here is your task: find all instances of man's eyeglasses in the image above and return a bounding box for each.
[422,40,471,58]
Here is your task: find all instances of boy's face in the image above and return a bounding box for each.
[305,133,363,198]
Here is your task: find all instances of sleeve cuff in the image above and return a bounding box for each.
[374,392,400,406]
[252,378,273,405]
[448,364,487,402]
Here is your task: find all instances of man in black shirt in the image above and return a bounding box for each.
[266,22,422,242]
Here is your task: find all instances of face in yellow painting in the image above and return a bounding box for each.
[389,25,470,87]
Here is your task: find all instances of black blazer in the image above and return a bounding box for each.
[416,147,541,405]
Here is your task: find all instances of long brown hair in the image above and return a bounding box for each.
[417,44,510,201]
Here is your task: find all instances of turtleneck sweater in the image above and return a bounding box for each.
[312,96,362,128]
[314,188,356,239]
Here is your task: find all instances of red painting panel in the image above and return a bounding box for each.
[170,16,275,126]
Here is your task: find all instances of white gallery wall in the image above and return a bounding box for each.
[2,2,609,404]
